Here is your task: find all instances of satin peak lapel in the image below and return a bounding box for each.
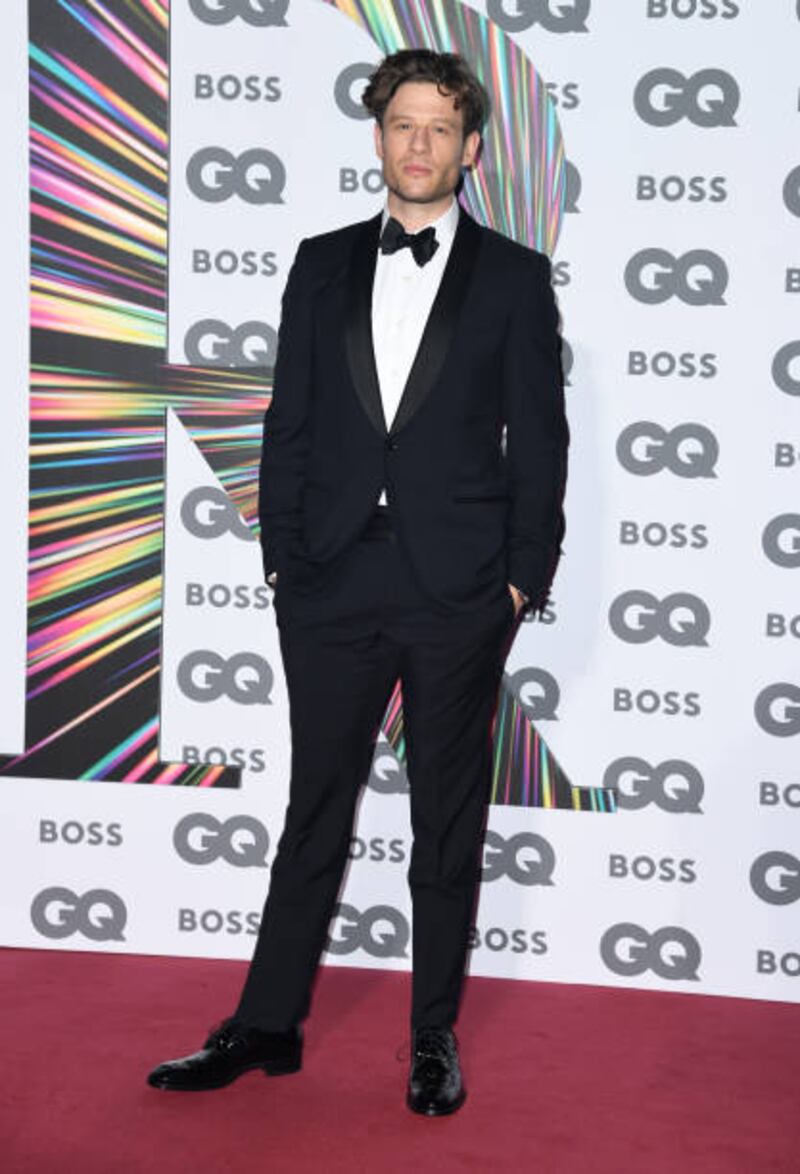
[391,209,481,435]
[344,213,386,436]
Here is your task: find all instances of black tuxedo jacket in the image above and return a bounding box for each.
[258,206,568,611]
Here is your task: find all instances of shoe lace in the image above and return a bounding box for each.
[412,1029,456,1064]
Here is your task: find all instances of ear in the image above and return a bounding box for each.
[373,121,384,161]
[460,130,480,169]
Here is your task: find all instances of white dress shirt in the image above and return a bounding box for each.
[372,199,459,504]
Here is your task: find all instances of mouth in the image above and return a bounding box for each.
[403,165,432,177]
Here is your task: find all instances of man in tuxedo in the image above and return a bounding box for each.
[149,48,567,1116]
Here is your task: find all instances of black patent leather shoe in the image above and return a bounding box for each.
[147,1019,302,1091]
[406,1027,466,1116]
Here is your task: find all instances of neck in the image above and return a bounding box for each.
[387,192,455,232]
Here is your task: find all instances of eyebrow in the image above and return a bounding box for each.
[386,111,460,127]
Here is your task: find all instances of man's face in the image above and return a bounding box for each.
[374,81,480,209]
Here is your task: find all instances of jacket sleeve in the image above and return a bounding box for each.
[257,238,313,581]
[503,252,569,609]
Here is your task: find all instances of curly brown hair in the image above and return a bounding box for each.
[362,49,489,139]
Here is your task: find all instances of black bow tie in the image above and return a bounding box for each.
[379,217,439,267]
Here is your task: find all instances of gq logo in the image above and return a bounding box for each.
[772,342,800,397]
[184,320,277,367]
[783,166,800,218]
[564,160,581,214]
[30,887,127,942]
[608,591,710,647]
[326,902,409,959]
[561,338,574,385]
[189,0,289,25]
[633,68,739,127]
[486,0,590,34]
[367,747,409,794]
[506,667,560,721]
[750,852,800,906]
[481,830,555,885]
[173,813,269,867]
[617,422,718,479]
[624,249,728,306]
[334,63,376,120]
[186,147,286,204]
[177,651,274,705]
[600,923,701,981]
[604,757,704,813]
[754,684,800,738]
[181,486,255,542]
[762,515,800,569]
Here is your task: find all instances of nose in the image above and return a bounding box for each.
[409,125,431,153]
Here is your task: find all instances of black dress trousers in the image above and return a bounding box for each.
[235,511,516,1031]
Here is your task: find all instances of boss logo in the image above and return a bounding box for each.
[564,160,581,213]
[614,688,701,717]
[608,590,710,647]
[173,813,269,867]
[619,521,708,550]
[757,950,800,977]
[481,830,556,886]
[348,836,406,864]
[636,175,727,203]
[367,747,409,794]
[762,514,800,569]
[506,668,560,721]
[759,781,800,809]
[184,320,277,368]
[486,0,590,34]
[646,0,739,17]
[181,486,255,541]
[616,422,718,479]
[750,852,800,906]
[609,854,697,883]
[188,0,289,28]
[340,167,385,195]
[468,925,548,955]
[774,444,800,469]
[185,583,270,610]
[604,757,704,813]
[633,68,739,127]
[39,819,123,845]
[627,351,717,379]
[754,684,800,738]
[178,908,260,935]
[544,83,580,111]
[30,887,127,942]
[771,342,800,397]
[784,166,800,217]
[177,651,274,705]
[333,62,375,120]
[186,147,285,204]
[194,74,281,103]
[600,923,701,980]
[192,249,278,278]
[326,902,409,959]
[766,613,800,639]
[183,744,266,773]
[624,249,728,306]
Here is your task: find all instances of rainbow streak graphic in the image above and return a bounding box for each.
[1,0,261,784]
[3,0,611,810]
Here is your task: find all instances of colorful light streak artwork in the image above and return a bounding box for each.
[2,0,613,812]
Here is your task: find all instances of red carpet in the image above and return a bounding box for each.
[1,949,797,1174]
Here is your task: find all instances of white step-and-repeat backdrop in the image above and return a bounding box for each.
[1,0,798,1004]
